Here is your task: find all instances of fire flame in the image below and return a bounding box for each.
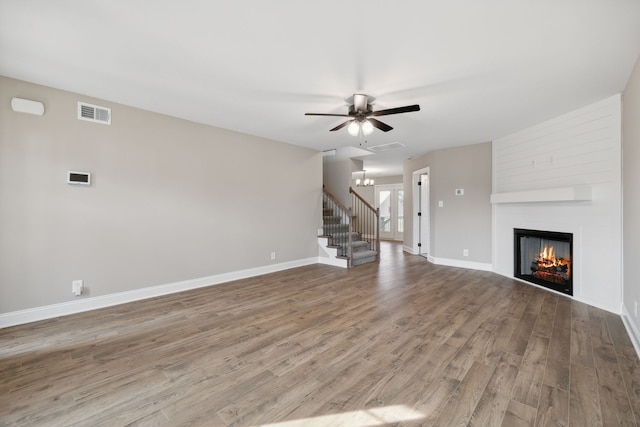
[537,245,571,278]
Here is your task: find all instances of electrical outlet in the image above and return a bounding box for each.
[72,280,83,296]
[463,249,469,257]
[438,201,444,208]
[271,251,277,261]
[635,301,638,317]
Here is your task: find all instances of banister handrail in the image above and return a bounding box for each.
[323,185,350,214]
[349,186,380,263]
[349,187,378,213]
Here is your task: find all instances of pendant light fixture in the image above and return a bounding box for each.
[356,170,374,187]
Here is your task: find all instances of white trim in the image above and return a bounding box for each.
[376,183,403,241]
[621,305,640,359]
[403,249,493,271]
[402,245,416,254]
[427,255,493,272]
[0,258,318,329]
[317,256,348,268]
[411,167,430,255]
[490,185,592,204]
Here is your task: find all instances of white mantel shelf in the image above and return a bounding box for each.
[490,185,592,204]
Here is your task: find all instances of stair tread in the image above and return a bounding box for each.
[329,231,360,238]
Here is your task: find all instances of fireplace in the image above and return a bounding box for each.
[514,228,573,295]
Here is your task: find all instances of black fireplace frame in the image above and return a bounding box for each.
[514,228,573,296]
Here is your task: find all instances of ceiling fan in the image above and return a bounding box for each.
[305,94,420,135]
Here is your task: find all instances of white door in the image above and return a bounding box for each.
[376,184,404,241]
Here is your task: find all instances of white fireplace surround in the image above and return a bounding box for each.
[492,95,622,314]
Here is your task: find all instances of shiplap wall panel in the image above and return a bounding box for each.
[495,97,620,193]
[492,94,622,313]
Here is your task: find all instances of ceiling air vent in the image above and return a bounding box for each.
[78,102,111,125]
[367,142,406,152]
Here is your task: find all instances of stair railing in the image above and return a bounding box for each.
[350,187,380,262]
[322,185,353,266]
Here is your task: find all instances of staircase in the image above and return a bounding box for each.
[319,186,379,267]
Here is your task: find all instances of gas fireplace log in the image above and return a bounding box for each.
[533,271,567,284]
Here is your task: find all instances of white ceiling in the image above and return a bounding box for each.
[1,1,639,177]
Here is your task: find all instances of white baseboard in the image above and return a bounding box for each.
[402,245,416,254]
[0,257,318,329]
[402,248,492,271]
[621,305,640,359]
[318,256,348,268]
[427,256,493,272]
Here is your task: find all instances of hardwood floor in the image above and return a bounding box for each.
[1,242,639,426]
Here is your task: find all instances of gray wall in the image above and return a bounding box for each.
[0,76,322,313]
[322,148,363,208]
[623,56,640,332]
[403,142,492,263]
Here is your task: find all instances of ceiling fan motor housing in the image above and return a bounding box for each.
[349,104,373,121]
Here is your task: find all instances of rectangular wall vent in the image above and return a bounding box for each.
[67,171,91,185]
[78,102,111,125]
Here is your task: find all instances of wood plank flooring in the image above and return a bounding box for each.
[1,242,639,426]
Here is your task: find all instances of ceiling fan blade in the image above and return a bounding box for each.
[330,120,352,131]
[368,118,393,132]
[305,113,352,117]
[370,104,420,117]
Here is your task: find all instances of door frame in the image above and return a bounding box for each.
[412,167,431,255]
[375,183,403,241]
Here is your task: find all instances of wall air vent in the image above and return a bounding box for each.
[77,102,111,125]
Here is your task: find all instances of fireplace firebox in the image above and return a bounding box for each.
[514,228,573,295]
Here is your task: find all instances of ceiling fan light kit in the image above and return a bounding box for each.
[305,93,420,136]
[347,119,374,137]
[347,120,360,136]
[361,120,374,135]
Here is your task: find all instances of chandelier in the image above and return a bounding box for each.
[356,170,374,187]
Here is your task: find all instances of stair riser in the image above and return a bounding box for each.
[322,216,342,224]
[323,223,349,229]
[351,255,378,266]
